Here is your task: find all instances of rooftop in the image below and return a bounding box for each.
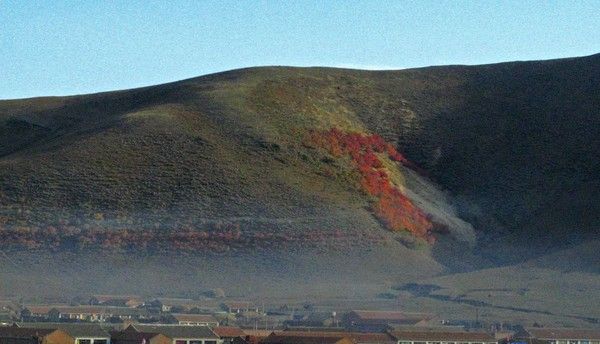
[224,302,253,309]
[0,326,58,338]
[212,327,246,338]
[280,331,395,344]
[15,323,111,338]
[110,330,165,341]
[172,314,219,323]
[523,328,600,340]
[130,324,218,339]
[25,305,142,316]
[262,333,354,344]
[390,330,496,342]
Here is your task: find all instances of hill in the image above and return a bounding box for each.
[1,54,599,319]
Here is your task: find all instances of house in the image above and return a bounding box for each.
[211,327,246,344]
[12,323,111,344]
[282,312,336,328]
[512,328,600,344]
[0,302,18,314]
[260,332,356,344]
[0,302,17,324]
[344,311,435,332]
[150,299,211,314]
[241,330,272,344]
[170,314,219,327]
[24,306,141,322]
[0,314,13,325]
[390,329,498,344]
[110,327,171,344]
[221,303,254,314]
[0,326,74,344]
[280,330,396,344]
[344,333,395,344]
[127,325,221,344]
[89,296,143,309]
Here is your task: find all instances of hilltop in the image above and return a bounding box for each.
[1,54,599,319]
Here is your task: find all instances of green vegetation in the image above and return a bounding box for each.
[1,54,599,314]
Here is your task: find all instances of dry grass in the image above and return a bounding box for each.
[0,55,599,311]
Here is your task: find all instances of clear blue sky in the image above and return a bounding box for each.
[2,1,599,99]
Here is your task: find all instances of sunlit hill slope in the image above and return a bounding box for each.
[0,54,599,299]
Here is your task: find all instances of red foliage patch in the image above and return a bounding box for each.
[307,128,434,243]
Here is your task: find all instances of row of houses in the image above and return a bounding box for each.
[7,298,257,324]
[512,328,600,344]
[22,307,221,327]
[2,322,599,344]
[261,329,497,344]
[22,306,146,323]
[343,311,435,332]
[86,296,253,315]
[13,305,436,330]
[0,324,220,344]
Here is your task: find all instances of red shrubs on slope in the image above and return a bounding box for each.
[308,128,434,243]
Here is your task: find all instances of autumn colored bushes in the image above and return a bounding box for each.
[307,128,434,243]
[0,224,386,252]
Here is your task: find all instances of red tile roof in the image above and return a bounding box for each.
[213,327,246,338]
[242,329,273,338]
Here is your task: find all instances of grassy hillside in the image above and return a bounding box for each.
[0,66,476,250]
[1,54,599,307]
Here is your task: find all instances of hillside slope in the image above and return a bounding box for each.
[0,66,477,248]
[1,54,599,300]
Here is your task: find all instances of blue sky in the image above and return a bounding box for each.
[1,1,599,99]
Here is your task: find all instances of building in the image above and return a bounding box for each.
[390,329,498,344]
[260,333,356,344]
[280,331,395,344]
[10,324,111,344]
[23,306,141,322]
[0,301,18,322]
[89,296,143,309]
[221,303,254,314]
[110,327,171,344]
[0,303,16,324]
[0,326,74,344]
[241,330,272,344]
[211,327,246,344]
[344,311,435,332]
[127,325,221,344]
[170,315,219,327]
[512,328,600,344]
[149,299,215,314]
[282,312,336,328]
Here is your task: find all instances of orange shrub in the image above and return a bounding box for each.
[307,128,434,242]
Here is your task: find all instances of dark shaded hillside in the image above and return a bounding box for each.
[1,53,600,262]
[375,54,600,243]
